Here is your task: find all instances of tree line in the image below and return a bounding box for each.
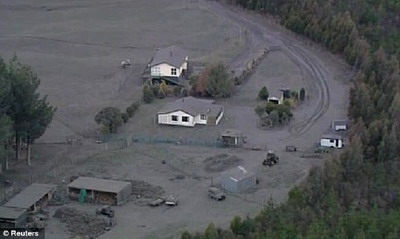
[181,0,400,238]
[0,56,55,167]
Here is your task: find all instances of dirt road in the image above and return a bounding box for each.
[201,0,350,141]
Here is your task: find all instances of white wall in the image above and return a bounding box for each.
[158,110,195,127]
[320,138,343,148]
[151,62,187,77]
[194,114,207,125]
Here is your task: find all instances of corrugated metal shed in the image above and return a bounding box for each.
[4,183,56,209]
[220,166,256,193]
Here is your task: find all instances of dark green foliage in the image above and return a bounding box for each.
[205,63,234,98]
[126,102,140,117]
[258,86,269,100]
[143,84,155,103]
[255,102,293,126]
[121,113,129,123]
[300,88,306,101]
[94,107,123,134]
[181,0,400,238]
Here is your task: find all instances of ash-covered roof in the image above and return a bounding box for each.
[150,46,188,68]
[68,177,131,194]
[3,183,56,209]
[0,206,26,220]
[157,97,223,117]
[222,166,255,182]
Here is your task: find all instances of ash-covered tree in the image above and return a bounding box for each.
[5,57,55,163]
[94,107,123,134]
[205,63,234,98]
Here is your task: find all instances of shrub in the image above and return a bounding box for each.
[143,84,155,103]
[258,86,269,100]
[94,107,123,134]
[300,87,306,101]
[121,112,129,123]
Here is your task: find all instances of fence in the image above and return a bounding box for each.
[131,135,224,148]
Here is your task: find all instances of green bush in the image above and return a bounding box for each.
[258,86,269,100]
[143,84,155,104]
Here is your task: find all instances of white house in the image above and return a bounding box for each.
[149,46,188,85]
[320,134,344,148]
[157,97,224,127]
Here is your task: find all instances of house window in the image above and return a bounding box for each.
[182,116,189,122]
[172,115,178,121]
[200,114,206,120]
[171,68,177,75]
[152,66,160,75]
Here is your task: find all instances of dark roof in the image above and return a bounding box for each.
[332,120,348,126]
[158,97,223,117]
[222,166,255,182]
[0,206,27,220]
[150,46,188,68]
[4,183,56,209]
[220,129,243,138]
[68,177,132,194]
[321,134,343,140]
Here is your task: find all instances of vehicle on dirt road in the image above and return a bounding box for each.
[96,205,114,218]
[263,151,279,167]
[208,187,226,201]
[149,198,165,207]
[285,145,297,152]
[165,195,179,206]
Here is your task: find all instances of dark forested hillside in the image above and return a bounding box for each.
[182,0,400,238]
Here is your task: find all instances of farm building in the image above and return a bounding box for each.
[220,129,246,147]
[157,97,224,127]
[332,120,348,131]
[3,183,56,212]
[146,45,189,85]
[268,89,285,104]
[67,177,132,205]
[0,206,27,228]
[220,166,256,193]
[320,134,344,148]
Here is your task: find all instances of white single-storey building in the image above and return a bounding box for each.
[320,134,344,148]
[149,46,188,85]
[332,120,348,131]
[157,97,224,127]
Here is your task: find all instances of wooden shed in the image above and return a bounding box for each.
[67,177,132,205]
[220,129,246,147]
[0,206,27,228]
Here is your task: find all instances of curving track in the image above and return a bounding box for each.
[201,0,331,140]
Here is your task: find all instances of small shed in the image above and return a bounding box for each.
[332,120,348,131]
[0,206,27,228]
[67,177,132,205]
[220,129,246,147]
[320,134,344,149]
[220,166,256,193]
[3,183,56,212]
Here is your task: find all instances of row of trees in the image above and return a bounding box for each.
[0,56,55,166]
[182,0,400,238]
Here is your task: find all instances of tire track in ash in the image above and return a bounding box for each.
[201,0,331,140]
[281,42,330,139]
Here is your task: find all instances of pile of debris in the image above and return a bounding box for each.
[54,207,112,238]
[50,186,68,206]
[130,180,164,199]
[203,154,243,173]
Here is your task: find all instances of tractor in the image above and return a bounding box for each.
[263,151,279,167]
